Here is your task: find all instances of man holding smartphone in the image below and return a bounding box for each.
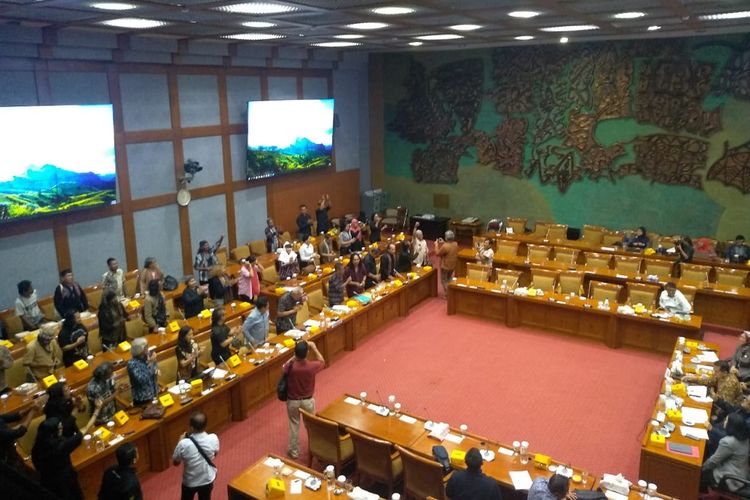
[173,411,219,500]
[284,340,324,459]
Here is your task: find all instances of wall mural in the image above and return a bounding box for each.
[387,36,750,195]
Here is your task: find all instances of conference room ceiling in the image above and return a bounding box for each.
[0,0,749,51]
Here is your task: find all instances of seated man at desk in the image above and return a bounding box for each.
[23,323,63,381]
[242,296,270,348]
[725,235,750,264]
[528,473,570,500]
[445,447,502,500]
[276,287,305,334]
[127,338,160,406]
[658,282,692,315]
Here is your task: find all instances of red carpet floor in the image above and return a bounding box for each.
[140,293,741,499]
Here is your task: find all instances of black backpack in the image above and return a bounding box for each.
[277,362,293,401]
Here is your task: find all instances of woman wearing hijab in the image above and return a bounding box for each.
[175,326,201,381]
[97,291,127,350]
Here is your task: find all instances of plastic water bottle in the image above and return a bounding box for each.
[501,279,507,292]
[603,298,609,309]
[325,465,335,491]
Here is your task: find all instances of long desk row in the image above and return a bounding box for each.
[447,278,703,355]
[318,394,591,499]
[639,339,719,500]
[456,249,750,329]
[489,232,750,272]
[17,268,436,500]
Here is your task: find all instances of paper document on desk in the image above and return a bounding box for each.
[509,470,533,490]
[344,396,361,406]
[349,487,380,500]
[293,469,311,480]
[498,447,514,457]
[444,433,464,444]
[697,351,719,362]
[399,415,417,424]
[682,407,709,425]
[212,368,228,379]
[290,479,303,494]
[680,426,709,440]
[284,329,306,339]
[687,385,707,398]
[428,422,450,441]
[303,320,320,328]
[604,490,629,500]
[263,457,284,468]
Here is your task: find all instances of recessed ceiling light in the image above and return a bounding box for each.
[540,25,599,32]
[334,34,365,39]
[242,21,277,28]
[560,36,569,43]
[313,41,360,47]
[224,33,285,40]
[371,6,414,15]
[408,41,423,46]
[101,18,167,28]
[90,2,136,10]
[614,12,645,19]
[449,24,481,31]
[415,34,464,41]
[218,2,298,14]
[508,10,540,18]
[699,11,750,20]
[346,22,388,30]
[647,25,661,31]
[515,35,534,41]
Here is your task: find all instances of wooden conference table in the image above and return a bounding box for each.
[15,268,436,499]
[319,394,594,498]
[228,453,383,499]
[639,339,719,500]
[447,277,703,355]
[456,248,750,330]
[492,232,750,272]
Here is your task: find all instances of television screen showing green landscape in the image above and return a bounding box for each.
[0,104,117,223]
[246,98,334,180]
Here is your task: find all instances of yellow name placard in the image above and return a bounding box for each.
[0,339,13,348]
[94,426,112,442]
[666,408,682,420]
[73,359,89,371]
[199,309,212,319]
[650,432,665,444]
[128,300,141,310]
[118,341,131,352]
[266,478,285,497]
[283,338,295,348]
[190,379,203,395]
[158,393,175,408]
[227,354,241,368]
[42,374,58,388]
[534,453,551,467]
[169,321,181,332]
[114,410,130,427]
[450,449,466,466]
[423,265,433,272]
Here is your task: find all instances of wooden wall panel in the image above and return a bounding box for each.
[265,168,360,236]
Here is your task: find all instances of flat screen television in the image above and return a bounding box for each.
[0,104,117,223]
[246,98,334,180]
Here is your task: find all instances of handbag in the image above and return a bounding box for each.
[163,275,178,291]
[431,445,452,474]
[141,402,165,420]
[277,361,293,401]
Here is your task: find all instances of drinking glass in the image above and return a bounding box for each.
[359,391,367,406]
[459,424,468,436]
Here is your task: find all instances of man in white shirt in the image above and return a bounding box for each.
[102,257,125,299]
[15,280,46,330]
[298,235,318,271]
[173,411,220,500]
[659,282,692,314]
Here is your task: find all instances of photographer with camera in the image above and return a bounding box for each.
[173,410,219,500]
